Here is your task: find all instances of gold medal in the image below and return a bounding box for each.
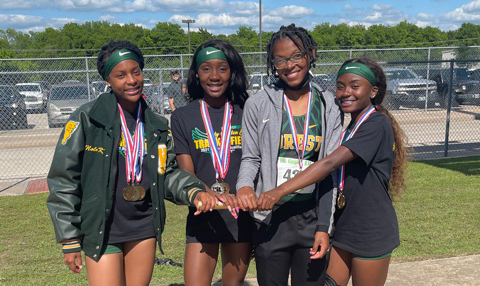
[337,191,346,209]
[219,182,230,194]
[211,182,225,194]
[123,185,146,201]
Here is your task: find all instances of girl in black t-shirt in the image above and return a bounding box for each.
[258,58,407,286]
[170,39,251,286]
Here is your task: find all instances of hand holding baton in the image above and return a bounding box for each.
[197,200,228,209]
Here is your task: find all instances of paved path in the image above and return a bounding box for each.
[213,254,480,286]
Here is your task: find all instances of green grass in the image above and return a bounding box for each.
[393,156,480,260]
[0,156,479,285]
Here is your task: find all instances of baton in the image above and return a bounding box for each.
[196,201,228,210]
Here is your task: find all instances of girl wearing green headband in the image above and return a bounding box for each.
[171,39,251,286]
[259,58,407,286]
[47,40,210,285]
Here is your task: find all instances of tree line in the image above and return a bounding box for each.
[1,21,480,58]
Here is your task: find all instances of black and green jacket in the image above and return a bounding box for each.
[46,92,204,261]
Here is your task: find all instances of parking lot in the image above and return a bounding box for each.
[0,104,479,192]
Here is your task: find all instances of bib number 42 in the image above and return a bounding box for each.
[283,169,300,180]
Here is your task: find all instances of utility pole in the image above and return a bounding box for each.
[182,19,195,54]
[259,0,262,62]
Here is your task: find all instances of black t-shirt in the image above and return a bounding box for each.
[107,109,155,244]
[171,99,242,189]
[171,99,251,243]
[332,111,400,256]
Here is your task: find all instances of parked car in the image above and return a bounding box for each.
[47,83,92,128]
[312,74,336,92]
[0,85,28,129]
[144,78,154,87]
[247,73,276,95]
[15,82,49,112]
[430,68,479,106]
[384,68,441,109]
[90,80,107,97]
[143,84,172,114]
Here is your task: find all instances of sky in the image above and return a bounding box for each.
[0,0,479,35]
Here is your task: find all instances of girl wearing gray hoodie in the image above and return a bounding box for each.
[236,24,343,286]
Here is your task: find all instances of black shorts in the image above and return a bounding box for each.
[252,198,326,286]
[186,207,253,244]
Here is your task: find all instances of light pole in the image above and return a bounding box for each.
[182,19,195,54]
[259,0,262,64]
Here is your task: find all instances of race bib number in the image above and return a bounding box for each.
[276,157,315,194]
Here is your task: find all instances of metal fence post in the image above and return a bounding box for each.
[444,59,454,157]
[159,69,164,115]
[424,47,431,111]
[85,57,91,101]
[180,55,184,78]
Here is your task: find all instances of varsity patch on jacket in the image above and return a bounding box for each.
[62,121,79,145]
[158,143,167,174]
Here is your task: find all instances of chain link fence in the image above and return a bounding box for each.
[1,46,479,185]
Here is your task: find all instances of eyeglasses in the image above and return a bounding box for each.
[272,52,306,69]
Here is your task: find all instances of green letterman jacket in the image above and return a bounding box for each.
[46,92,204,261]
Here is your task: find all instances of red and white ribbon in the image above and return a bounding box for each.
[118,102,145,184]
[338,105,376,190]
[200,100,233,181]
[283,84,312,170]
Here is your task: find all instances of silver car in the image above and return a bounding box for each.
[47,83,92,128]
[15,82,48,112]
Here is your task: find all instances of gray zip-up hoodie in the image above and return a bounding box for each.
[237,82,343,234]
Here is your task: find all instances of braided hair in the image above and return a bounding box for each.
[266,24,317,76]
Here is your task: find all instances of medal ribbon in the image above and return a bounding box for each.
[200,100,233,181]
[283,84,312,170]
[118,102,145,185]
[337,105,376,191]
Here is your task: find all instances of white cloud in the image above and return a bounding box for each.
[445,0,480,22]
[0,14,77,30]
[365,12,382,21]
[338,19,373,29]
[372,4,392,11]
[99,15,117,22]
[416,13,433,20]
[414,21,430,28]
[0,1,50,9]
[132,0,226,12]
[269,6,314,18]
[228,1,259,16]
[55,0,125,11]
[169,13,252,27]
[344,4,354,10]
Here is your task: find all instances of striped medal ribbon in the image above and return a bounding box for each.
[283,84,312,170]
[337,105,376,209]
[200,100,233,193]
[118,103,145,201]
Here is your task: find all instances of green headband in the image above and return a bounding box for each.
[102,49,141,79]
[195,47,227,70]
[337,62,377,86]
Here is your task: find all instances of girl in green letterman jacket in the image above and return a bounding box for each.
[46,40,213,285]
